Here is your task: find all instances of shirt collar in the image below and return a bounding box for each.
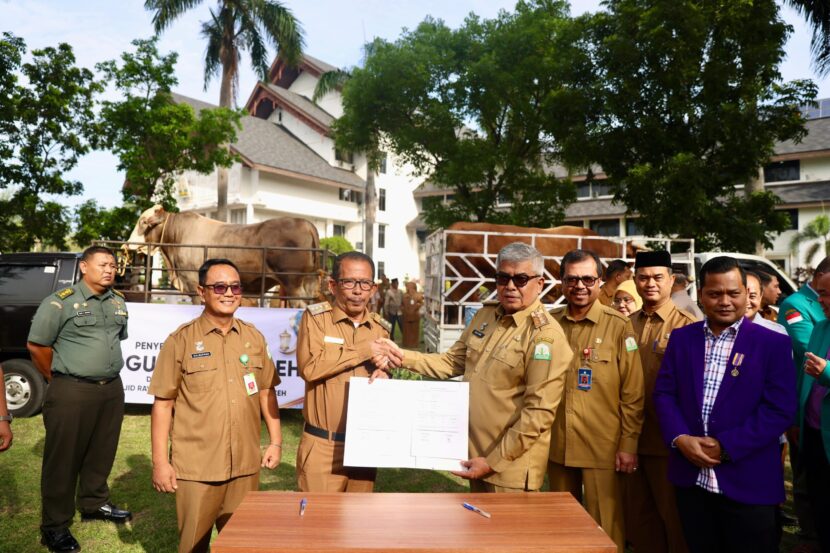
[638,299,676,322]
[495,298,542,327]
[703,315,744,339]
[805,283,819,300]
[331,303,373,327]
[77,280,112,300]
[563,299,604,324]
[197,313,241,335]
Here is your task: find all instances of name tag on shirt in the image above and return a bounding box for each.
[243,372,259,395]
[324,335,345,345]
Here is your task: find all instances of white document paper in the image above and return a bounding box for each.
[343,377,469,471]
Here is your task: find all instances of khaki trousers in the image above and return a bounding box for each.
[623,454,688,553]
[296,432,376,492]
[548,461,624,553]
[175,473,259,553]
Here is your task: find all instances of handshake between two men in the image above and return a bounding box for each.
[369,338,405,377]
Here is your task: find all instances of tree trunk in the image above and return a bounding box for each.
[217,59,234,222]
[745,167,765,255]
[364,169,376,259]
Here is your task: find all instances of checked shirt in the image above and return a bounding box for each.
[698,317,744,493]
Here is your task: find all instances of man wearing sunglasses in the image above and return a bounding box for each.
[150,258,282,553]
[393,242,572,492]
[549,249,644,553]
[296,251,401,493]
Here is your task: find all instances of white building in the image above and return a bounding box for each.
[174,54,424,282]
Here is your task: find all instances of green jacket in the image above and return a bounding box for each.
[799,319,830,462]
[778,283,826,396]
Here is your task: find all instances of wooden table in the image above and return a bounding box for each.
[212,491,616,552]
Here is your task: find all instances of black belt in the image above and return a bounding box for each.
[304,422,346,442]
[53,372,120,386]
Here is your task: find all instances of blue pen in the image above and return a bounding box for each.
[462,502,491,519]
[299,498,307,516]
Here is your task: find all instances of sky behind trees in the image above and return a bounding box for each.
[5,0,825,209]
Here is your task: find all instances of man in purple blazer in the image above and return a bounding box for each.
[653,256,797,553]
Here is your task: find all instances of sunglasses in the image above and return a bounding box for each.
[563,275,599,287]
[204,282,243,295]
[495,273,541,288]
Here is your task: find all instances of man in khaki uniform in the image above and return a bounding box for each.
[599,259,632,307]
[549,249,644,552]
[624,251,697,553]
[150,259,282,553]
[394,242,572,492]
[296,251,401,492]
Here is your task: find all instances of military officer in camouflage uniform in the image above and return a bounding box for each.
[28,246,131,553]
[396,242,573,492]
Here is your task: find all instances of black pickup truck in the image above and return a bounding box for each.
[0,252,82,416]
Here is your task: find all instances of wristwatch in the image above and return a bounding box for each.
[0,414,12,424]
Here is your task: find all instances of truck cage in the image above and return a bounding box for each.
[95,240,333,306]
[422,228,696,353]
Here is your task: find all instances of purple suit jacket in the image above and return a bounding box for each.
[653,317,796,505]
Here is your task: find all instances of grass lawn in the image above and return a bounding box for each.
[0,407,468,552]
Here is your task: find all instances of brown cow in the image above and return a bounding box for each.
[126,206,322,307]
[439,222,643,320]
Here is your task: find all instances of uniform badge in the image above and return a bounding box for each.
[73,303,79,309]
[531,308,549,329]
[595,337,602,345]
[307,301,332,316]
[56,288,74,299]
[195,341,205,352]
[244,342,251,348]
[50,301,63,309]
[533,343,551,360]
[243,372,259,395]
[785,309,804,325]
[577,368,592,391]
[625,336,638,352]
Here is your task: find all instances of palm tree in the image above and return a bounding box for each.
[785,0,830,76]
[312,69,381,260]
[790,213,830,265]
[145,0,304,221]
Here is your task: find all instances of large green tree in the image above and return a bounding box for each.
[145,0,304,222]
[583,0,816,251]
[96,38,241,214]
[0,33,101,251]
[332,0,590,229]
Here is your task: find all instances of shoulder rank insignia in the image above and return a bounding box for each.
[531,308,550,329]
[112,289,125,298]
[307,301,332,316]
[372,313,392,334]
[55,287,75,300]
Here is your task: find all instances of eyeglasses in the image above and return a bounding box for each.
[337,278,374,291]
[495,273,541,288]
[204,282,243,295]
[563,275,599,288]
[613,297,636,306]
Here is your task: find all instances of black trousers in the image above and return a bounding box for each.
[802,426,830,551]
[674,485,779,553]
[41,375,125,531]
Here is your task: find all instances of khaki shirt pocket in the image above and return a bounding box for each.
[588,348,614,383]
[653,338,669,356]
[183,358,218,393]
[481,346,524,389]
[464,336,486,373]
